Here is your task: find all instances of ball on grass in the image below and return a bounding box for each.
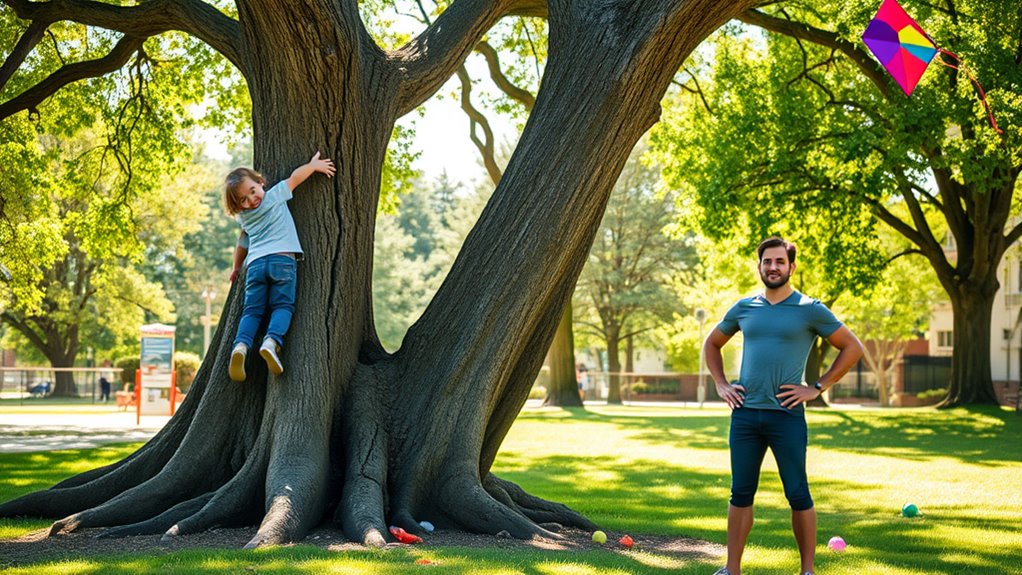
[902,503,919,518]
[827,536,846,552]
[592,530,607,544]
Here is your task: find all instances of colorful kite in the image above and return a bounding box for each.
[861,0,936,96]
[861,0,1002,134]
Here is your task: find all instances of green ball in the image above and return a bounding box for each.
[902,503,919,517]
[592,530,607,544]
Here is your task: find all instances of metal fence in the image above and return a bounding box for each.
[900,356,951,394]
[579,370,889,402]
[0,367,122,403]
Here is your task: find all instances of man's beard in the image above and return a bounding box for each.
[760,269,791,289]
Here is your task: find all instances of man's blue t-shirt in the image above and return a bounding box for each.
[236,180,303,267]
[717,291,843,413]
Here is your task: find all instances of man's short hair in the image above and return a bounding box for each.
[757,236,797,263]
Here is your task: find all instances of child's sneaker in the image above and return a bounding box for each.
[712,569,732,575]
[259,338,283,376]
[229,343,248,382]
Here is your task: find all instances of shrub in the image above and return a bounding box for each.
[528,385,546,400]
[630,382,649,394]
[174,352,201,394]
[114,356,139,390]
[916,388,948,401]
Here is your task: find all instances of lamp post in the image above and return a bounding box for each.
[695,308,707,407]
[201,286,216,356]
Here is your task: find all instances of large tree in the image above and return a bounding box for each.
[0,0,758,548]
[654,0,1022,406]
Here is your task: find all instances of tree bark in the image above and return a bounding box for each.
[0,0,761,547]
[941,286,1000,406]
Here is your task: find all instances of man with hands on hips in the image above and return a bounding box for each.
[703,236,863,575]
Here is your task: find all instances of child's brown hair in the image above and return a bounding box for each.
[223,167,266,215]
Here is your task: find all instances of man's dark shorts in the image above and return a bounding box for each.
[729,406,813,511]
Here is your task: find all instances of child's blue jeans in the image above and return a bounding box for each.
[728,406,814,511]
[234,254,297,349]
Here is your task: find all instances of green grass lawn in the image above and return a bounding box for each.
[2,404,1020,574]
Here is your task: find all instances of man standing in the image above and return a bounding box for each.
[704,237,863,575]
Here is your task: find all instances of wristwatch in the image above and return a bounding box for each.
[813,381,824,392]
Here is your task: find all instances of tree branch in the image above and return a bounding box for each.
[0,34,145,119]
[4,0,242,69]
[0,20,48,92]
[672,68,713,115]
[895,172,944,254]
[738,8,893,100]
[475,40,535,110]
[1,311,49,353]
[456,65,503,185]
[1015,3,1022,65]
[1006,220,1022,248]
[392,0,532,116]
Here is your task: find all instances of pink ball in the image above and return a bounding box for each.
[827,536,847,552]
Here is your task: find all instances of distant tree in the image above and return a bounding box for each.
[372,214,436,351]
[0,119,195,395]
[574,145,697,404]
[837,246,943,405]
[147,148,235,357]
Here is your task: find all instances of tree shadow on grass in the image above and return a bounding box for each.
[807,406,1022,466]
[524,405,1022,466]
[812,477,1022,575]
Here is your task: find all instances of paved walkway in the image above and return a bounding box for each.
[0,412,171,453]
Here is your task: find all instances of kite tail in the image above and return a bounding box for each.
[936,48,1003,136]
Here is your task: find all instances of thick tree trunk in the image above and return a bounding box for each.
[0,0,761,549]
[544,303,583,407]
[44,345,78,398]
[941,286,1000,406]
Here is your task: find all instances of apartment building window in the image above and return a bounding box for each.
[938,330,954,348]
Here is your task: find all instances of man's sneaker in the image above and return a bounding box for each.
[260,338,284,376]
[229,343,248,382]
[712,569,732,575]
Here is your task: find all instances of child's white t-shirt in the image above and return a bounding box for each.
[236,181,303,267]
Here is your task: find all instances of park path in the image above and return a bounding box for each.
[0,412,170,453]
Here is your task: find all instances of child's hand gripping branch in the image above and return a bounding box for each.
[222,151,336,381]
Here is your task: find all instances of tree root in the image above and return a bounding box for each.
[439,475,557,539]
[484,474,597,530]
[97,492,215,539]
[165,438,270,541]
[338,370,388,547]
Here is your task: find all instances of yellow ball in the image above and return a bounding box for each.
[592,530,607,544]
